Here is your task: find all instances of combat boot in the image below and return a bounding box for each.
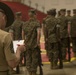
[52,62,59,69]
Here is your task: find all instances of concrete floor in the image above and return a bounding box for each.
[13,60,76,75]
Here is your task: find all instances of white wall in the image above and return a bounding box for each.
[21,0,76,14]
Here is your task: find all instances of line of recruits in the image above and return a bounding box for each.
[0,5,76,75]
[9,8,76,74]
[43,8,76,69]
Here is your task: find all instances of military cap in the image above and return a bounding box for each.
[15,12,22,16]
[0,2,14,27]
[73,9,76,13]
[60,9,66,12]
[47,10,50,14]
[47,10,51,15]
[29,9,36,15]
[47,8,56,15]
[67,10,71,12]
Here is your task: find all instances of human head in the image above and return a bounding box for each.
[67,10,71,16]
[0,2,14,29]
[73,9,76,15]
[60,9,66,16]
[47,8,56,16]
[15,12,22,19]
[28,9,36,18]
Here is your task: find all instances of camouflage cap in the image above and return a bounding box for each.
[67,10,71,12]
[29,9,36,15]
[47,8,56,15]
[15,12,22,16]
[73,9,76,13]
[60,9,66,12]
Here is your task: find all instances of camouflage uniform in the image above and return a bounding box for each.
[10,20,23,40]
[4,26,12,32]
[44,9,59,69]
[58,9,68,60]
[42,12,52,57]
[22,9,41,75]
[66,10,72,22]
[70,9,76,57]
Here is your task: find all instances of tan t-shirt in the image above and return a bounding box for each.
[0,29,16,71]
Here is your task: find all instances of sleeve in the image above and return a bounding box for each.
[9,22,15,33]
[4,34,16,61]
[9,29,14,33]
[56,18,60,28]
[56,21,60,28]
[22,22,27,31]
[36,21,41,29]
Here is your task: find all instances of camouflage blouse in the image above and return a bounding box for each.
[22,18,40,49]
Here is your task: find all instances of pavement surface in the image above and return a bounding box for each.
[14,60,76,75]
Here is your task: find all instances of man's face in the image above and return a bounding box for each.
[60,11,66,16]
[0,12,6,29]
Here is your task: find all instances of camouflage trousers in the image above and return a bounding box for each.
[26,48,39,72]
[61,38,68,60]
[71,37,76,52]
[47,42,59,68]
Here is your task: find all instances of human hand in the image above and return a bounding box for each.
[16,45,25,53]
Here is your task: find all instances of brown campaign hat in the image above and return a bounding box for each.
[0,2,14,27]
